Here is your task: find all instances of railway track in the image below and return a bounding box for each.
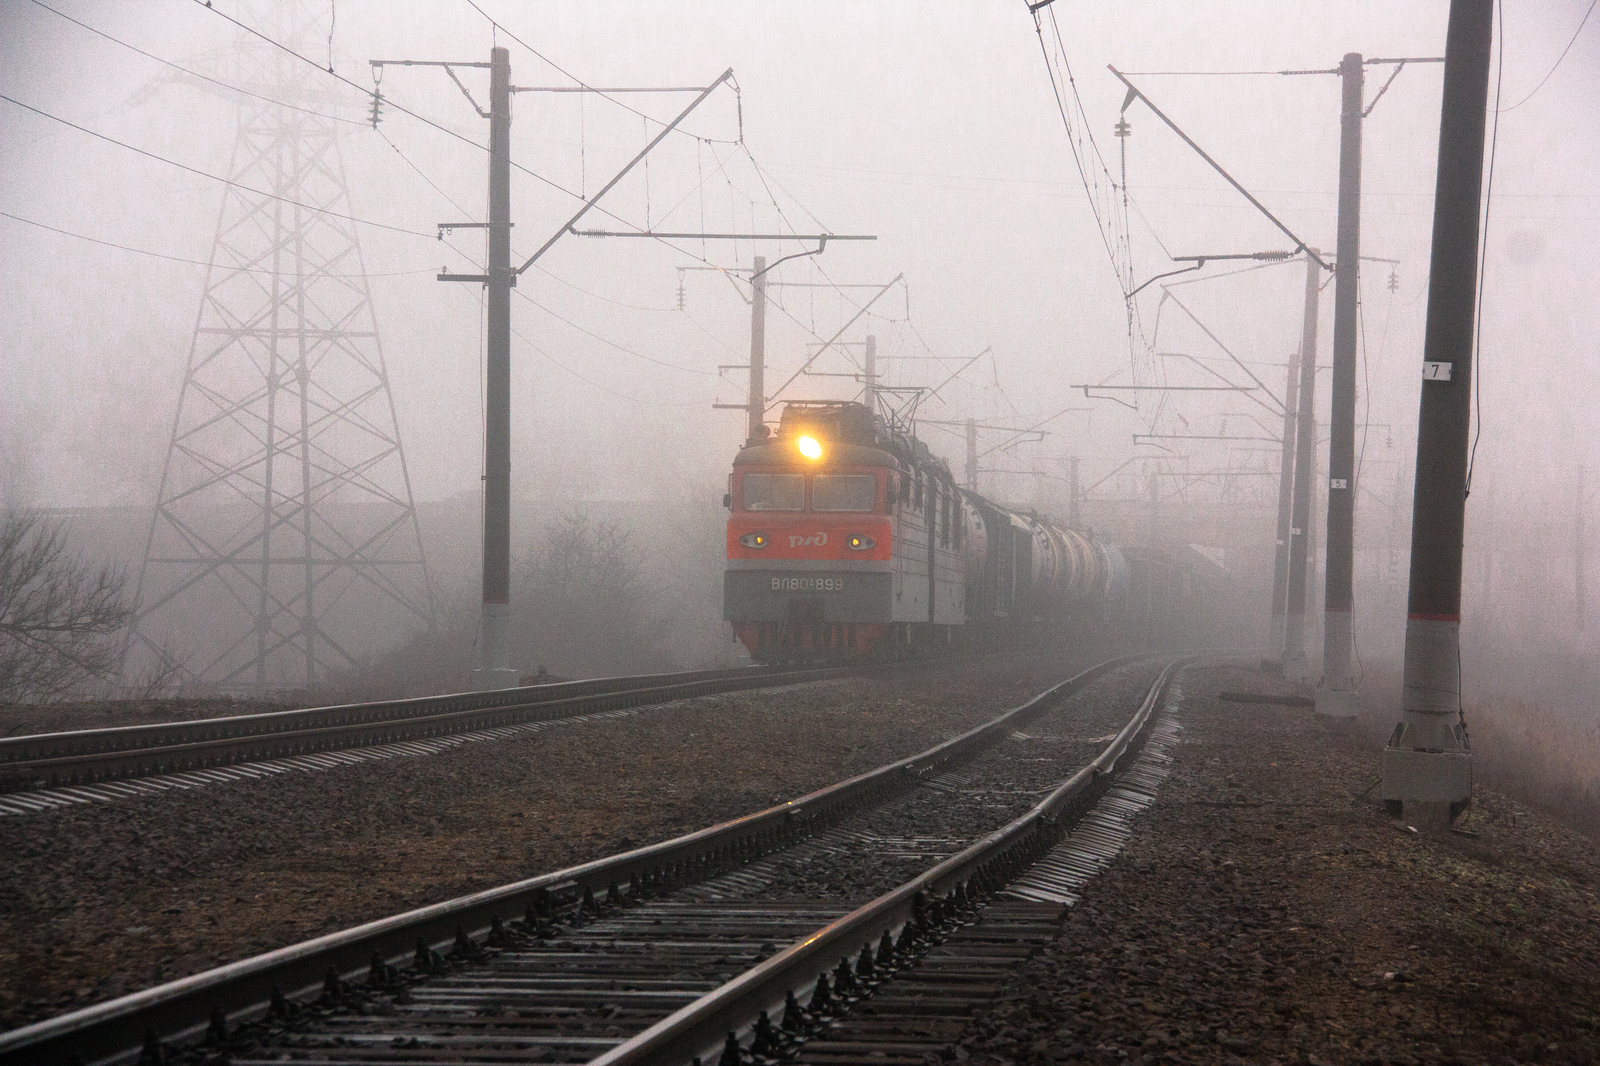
[0,663,870,798]
[0,653,1190,1066]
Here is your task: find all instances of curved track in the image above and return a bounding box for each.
[0,653,1189,1066]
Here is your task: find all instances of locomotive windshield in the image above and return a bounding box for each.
[812,474,877,512]
[742,473,805,511]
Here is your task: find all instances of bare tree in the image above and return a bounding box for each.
[515,511,673,678]
[121,637,190,701]
[0,511,134,702]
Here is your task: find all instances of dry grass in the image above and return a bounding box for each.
[1466,694,1600,838]
[1354,663,1600,841]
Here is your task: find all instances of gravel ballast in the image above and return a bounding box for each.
[720,662,1163,906]
[0,652,1109,1031]
[956,663,1600,1065]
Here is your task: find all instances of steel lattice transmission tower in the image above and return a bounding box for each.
[132,20,434,691]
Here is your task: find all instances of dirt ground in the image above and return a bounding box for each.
[957,663,1600,1066]
[0,653,1097,1032]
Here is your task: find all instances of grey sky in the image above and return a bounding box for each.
[1,0,1595,526]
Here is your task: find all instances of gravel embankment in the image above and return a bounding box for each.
[0,652,1105,1031]
[956,663,1600,1065]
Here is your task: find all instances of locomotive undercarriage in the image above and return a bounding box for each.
[735,618,969,664]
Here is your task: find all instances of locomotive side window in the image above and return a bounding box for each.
[813,474,878,512]
[742,473,805,511]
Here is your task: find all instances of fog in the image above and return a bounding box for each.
[2,2,1597,720]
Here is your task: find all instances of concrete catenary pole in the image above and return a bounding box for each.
[1319,52,1366,717]
[1577,465,1586,634]
[863,334,877,420]
[474,46,517,691]
[1481,477,1494,615]
[1380,0,1492,828]
[1269,346,1303,651]
[1148,470,1159,547]
[747,255,767,444]
[1282,252,1322,680]
[1068,455,1081,525]
[965,418,978,493]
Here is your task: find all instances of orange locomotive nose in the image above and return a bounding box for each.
[726,517,892,561]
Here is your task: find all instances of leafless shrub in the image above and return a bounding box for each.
[119,637,190,700]
[514,510,672,679]
[332,510,676,701]
[0,510,134,702]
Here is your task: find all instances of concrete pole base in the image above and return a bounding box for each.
[473,601,520,691]
[1381,746,1472,825]
[1281,651,1312,683]
[472,667,521,691]
[1314,685,1359,718]
[1400,800,1455,834]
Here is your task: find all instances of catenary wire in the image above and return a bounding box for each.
[1498,0,1596,112]
[460,0,740,143]
[181,3,860,393]
[1466,0,1505,497]
[379,131,717,368]
[184,0,532,163]
[512,288,716,376]
[0,209,434,277]
[0,93,437,239]
[47,1,741,411]
[1030,12,1124,290]
[28,0,367,126]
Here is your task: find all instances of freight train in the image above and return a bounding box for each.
[723,400,1133,661]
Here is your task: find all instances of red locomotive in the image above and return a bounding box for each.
[723,401,1129,661]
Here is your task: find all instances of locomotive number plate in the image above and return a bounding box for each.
[771,576,845,592]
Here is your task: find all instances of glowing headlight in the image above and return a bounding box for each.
[847,534,875,551]
[738,532,769,549]
[797,435,823,460]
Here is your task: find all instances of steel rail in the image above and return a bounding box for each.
[0,654,1143,1066]
[0,664,862,792]
[591,656,1191,1066]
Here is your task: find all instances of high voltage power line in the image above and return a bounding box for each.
[18,0,915,407]
[0,93,437,238]
[29,0,366,126]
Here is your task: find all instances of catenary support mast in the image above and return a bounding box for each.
[863,334,878,417]
[1282,252,1322,679]
[1380,0,1491,827]
[1319,52,1365,716]
[1269,345,1302,651]
[1068,455,1081,525]
[475,46,517,690]
[965,419,978,493]
[1578,466,1587,634]
[747,255,768,443]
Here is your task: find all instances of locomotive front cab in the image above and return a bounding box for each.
[723,403,896,660]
